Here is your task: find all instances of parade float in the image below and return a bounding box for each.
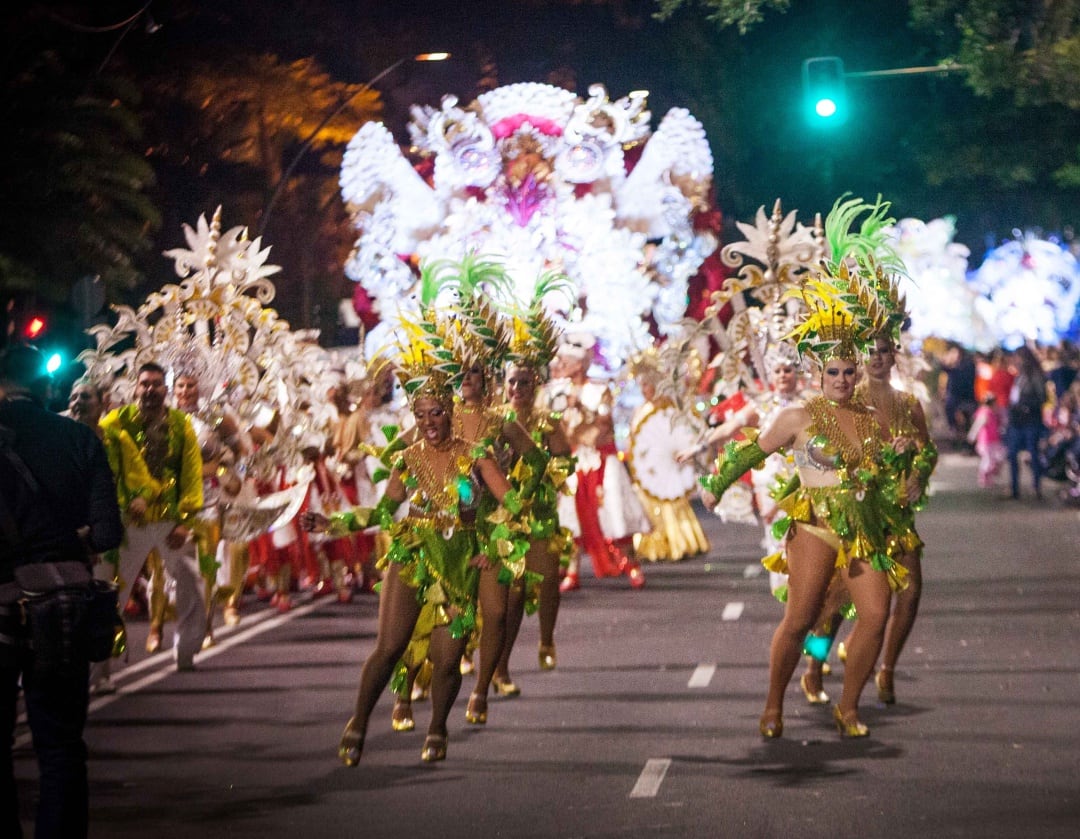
[338,81,718,369]
[967,231,1080,350]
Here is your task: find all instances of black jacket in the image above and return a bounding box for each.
[0,394,123,584]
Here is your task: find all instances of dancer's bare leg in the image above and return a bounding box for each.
[349,569,421,727]
[497,539,559,681]
[878,549,922,698]
[836,559,891,718]
[763,528,836,723]
[427,621,468,739]
[472,566,508,703]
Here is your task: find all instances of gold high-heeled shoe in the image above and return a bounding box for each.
[799,673,829,705]
[338,717,366,767]
[875,667,896,704]
[492,675,520,697]
[836,641,847,663]
[391,698,415,732]
[421,734,447,762]
[538,644,557,671]
[759,709,783,739]
[465,692,487,725]
[833,705,869,738]
[146,625,162,654]
[411,658,433,701]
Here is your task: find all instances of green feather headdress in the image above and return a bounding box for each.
[786,195,909,362]
[508,270,573,373]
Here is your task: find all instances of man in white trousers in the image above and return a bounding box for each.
[99,362,204,673]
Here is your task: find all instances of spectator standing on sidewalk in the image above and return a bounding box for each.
[1,344,123,838]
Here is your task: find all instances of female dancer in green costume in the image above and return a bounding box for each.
[702,265,912,739]
[302,325,526,764]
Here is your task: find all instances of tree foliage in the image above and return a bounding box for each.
[652,0,791,33]
[0,49,159,302]
[161,54,382,192]
[656,1,1080,110]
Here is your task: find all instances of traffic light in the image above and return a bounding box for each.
[802,56,847,125]
[23,314,48,340]
[15,309,71,379]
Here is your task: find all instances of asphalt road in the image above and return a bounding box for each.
[13,452,1080,838]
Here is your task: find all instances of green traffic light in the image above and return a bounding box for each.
[46,352,63,375]
[802,56,847,126]
[815,98,838,118]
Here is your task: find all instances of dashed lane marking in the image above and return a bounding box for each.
[721,601,744,621]
[687,664,715,688]
[630,758,672,798]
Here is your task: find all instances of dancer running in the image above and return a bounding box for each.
[301,309,527,764]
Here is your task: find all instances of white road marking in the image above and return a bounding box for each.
[721,601,744,621]
[13,598,325,750]
[630,758,672,798]
[687,664,715,688]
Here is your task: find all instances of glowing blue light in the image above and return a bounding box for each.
[45,353,63,375]
[803,633,832,662]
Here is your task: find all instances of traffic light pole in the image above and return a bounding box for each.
[844,62,967,79]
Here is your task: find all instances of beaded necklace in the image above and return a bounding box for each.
[804,395,880,469]
[453,398,501,447]
[402,437,473,513]
[856,382,915,437]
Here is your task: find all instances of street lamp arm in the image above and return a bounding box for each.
[256,56,413,238]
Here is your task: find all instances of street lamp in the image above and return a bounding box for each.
[256,51,450,238]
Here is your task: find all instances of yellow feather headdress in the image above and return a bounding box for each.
[391,307,465,408]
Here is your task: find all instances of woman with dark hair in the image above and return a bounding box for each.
[301,310,527,765]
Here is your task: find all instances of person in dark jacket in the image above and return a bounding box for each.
[1005,345,1049,500]
[0,344,123,839]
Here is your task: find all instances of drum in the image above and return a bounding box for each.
[627,403,700,501]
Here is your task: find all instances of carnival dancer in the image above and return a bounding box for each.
[852,331,936,704]
[173,367,251,647]
[626,347,709,562]
[551,333,648,591]
[485,292,577,694]
[447,357,542,724]
[300,311,528,764]
[298,432,355,603]
[333,367,409,593]
[702,261,911,739]
[492,357,575,687]
[99,361,205,671]
[748,345,813,597]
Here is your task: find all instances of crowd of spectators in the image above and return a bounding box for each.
[928,339,1080,501]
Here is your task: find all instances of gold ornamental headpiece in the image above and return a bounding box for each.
[783,263,890,365]
[391,307,465,409]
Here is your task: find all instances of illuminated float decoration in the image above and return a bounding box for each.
[885,216,992,350]
[339,82,717,367]
[967,231,1080,349]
